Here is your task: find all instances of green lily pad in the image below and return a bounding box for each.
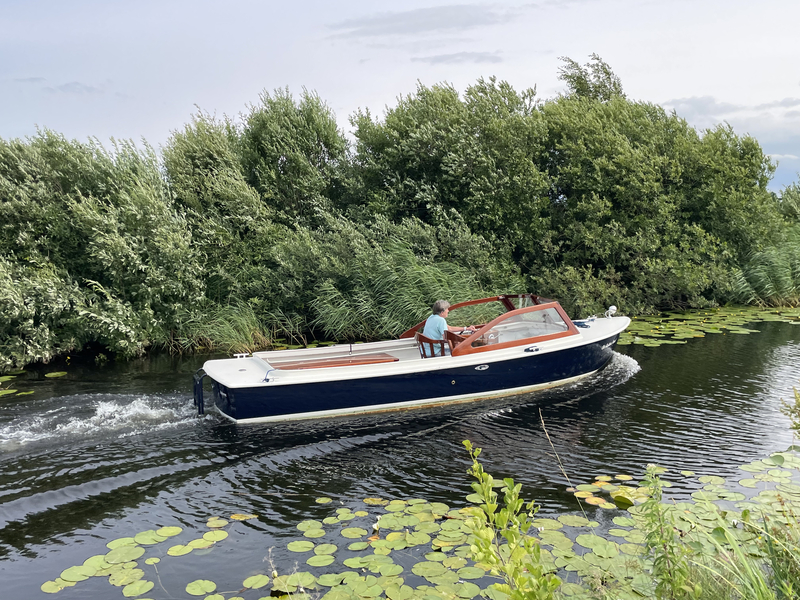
[379,563,404,576]
[304,528,326,538]
[271,575,298,593]
[243,574,270,589]
[364,498,388,506]
[288,540,315,552]
[122,579,154,597]
[456,567,486,579]
[557,515,592,527]
[144,557,160,565]
[348,541,369,551]
[203,530,228,542]
[323,517,340,525]
[341,527,368,538]
[316,497,333,504]
[109,568,144,586]
[107,537,138,549]
[412,562,448,577]
[134,529,167,545]
[167,544,192,556]
[386,583,415,600]
[308,554,335,567]
[532,518,562,530]
[41,581,63,594]
[106,546,145,564]
[156,526,182,537]
[45,372,68,378]
[318,573,347,587]
[187,538,213,549]
[286,571,316,587]
[206,517,228,528]
[186,579,216,595]
[297,519,323,531]
[60,565,96,582]
[314,543,338,555]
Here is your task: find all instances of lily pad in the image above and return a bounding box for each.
[144,557,160,565]
[314,543,338,555]
[341,527,368,538]
[230,513,257,520]
[156,526,182,537]
[288,540,315,552]
[109,568,144,586]
[203,530,228,542]
[186,579,216,595]
[45,372,68,378]
[167,544,192,556]
[308,554,335,567]
[297,519,324,531]
[106,546,145,564]
[60,565,96,582]
[134,529,167,545]
[304,528,327,538]
[122,579,154,597]
[456,566,486,579]
[316,497,333,504]
[107,537,138,549]
[206,517,228,528]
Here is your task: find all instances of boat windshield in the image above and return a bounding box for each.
[447,301,507,329]
[471,307,569,348]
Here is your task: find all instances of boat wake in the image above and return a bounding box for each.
[0,393,198,452]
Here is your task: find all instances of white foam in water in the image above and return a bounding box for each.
[0,395,196,450]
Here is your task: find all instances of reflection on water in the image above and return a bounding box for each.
[0,322,799,598]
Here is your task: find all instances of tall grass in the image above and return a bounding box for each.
[310,242,505,341]
[175,302,271,354]
[733,226,800,307]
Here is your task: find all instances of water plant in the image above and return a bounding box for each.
[462,440,561,600]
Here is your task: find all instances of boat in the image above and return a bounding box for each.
[193,294,630,424]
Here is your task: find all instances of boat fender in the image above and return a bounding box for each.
[193,369,206,415]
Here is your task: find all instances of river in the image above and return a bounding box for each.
[1,320,799,598]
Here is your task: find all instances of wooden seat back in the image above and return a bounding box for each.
[415,332,448,358]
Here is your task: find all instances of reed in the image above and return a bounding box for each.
[310,242,498,341]
[733,226,800,307]
[175,302,271,354]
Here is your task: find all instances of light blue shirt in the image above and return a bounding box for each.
[422,314,448,356]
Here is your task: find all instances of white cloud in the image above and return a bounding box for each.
[44,82,102,95]
[328,5,524,38]
[411,51,503,64]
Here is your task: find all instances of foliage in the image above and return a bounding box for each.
[641,465,696,599]
[462,441,561,600]
[557,53,625,102]
[733,225,800,307]
[0,59,795,368]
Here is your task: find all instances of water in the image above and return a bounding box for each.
[1,322,800,597]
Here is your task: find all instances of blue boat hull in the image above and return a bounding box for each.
[211,333,620,422]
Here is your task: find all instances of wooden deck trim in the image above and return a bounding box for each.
[274,353,400,370]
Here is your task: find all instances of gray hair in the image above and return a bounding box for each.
[432,300,450,315]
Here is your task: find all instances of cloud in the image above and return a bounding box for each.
[769,154,800,160]
[14,77,46,84]
[662,95,800,122]
[411,51,502,64]
[328,5,523,38]
[45,82,102,95]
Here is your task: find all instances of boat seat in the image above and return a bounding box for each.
[275,353,399,370]
[416,332,448,358]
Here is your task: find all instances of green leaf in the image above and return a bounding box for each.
[185,579,216,595]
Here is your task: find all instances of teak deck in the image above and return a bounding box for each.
[273,352,400,371]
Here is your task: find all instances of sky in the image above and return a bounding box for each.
[2,0,799,191]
